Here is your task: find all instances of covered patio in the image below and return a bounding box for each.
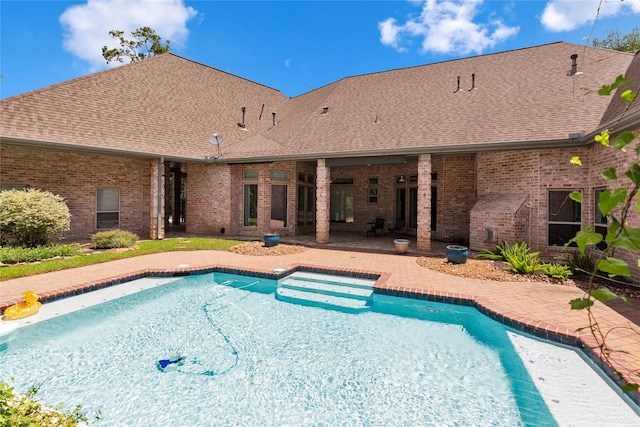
[277,231,453,257]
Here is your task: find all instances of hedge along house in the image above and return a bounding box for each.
[1,42,639,270]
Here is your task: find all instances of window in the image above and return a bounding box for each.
[368,188,378,204]
[97,188,120,229]
[270,184,287,228]
[244,184,258,226]
[548,190,581,246]
[330,187,354,223]
[594,188,608,250]
[368,177,378,203]
[244,170,258,179]
[297,174,316,226]
[271,170,289,180]
[306,185,315,224]
[298,186,306,226]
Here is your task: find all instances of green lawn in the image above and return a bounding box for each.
[0,238,244,282]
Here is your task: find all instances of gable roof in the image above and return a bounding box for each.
[0,54,288,161]
[222,42,635,161]
[1,42,636,163]
[600,50,640,132]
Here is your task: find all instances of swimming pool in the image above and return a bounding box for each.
[1,271,638,426]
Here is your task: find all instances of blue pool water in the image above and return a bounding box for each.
[0,271,636,426]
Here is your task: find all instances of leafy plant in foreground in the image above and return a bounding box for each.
[0,380,99,426]
[568,72,640,393]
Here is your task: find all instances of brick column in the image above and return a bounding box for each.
[417,154,431,251]
[316,159,330,244]
[150,158,165,240]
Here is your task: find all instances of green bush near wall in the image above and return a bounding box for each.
[91,230,139,249]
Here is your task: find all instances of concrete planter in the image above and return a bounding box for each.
[394,238,410,254]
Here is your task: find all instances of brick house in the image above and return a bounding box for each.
[1,42,639,271]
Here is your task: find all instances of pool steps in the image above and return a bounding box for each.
[276,272,375,313]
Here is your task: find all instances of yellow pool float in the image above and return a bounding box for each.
[3,290,41,320]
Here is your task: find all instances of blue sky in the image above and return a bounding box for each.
[1,0,639,99]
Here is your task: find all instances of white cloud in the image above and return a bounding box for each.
[378,0,519,55]
[379,18,405,51]
[60,0,197,70]
[541,0,640,32]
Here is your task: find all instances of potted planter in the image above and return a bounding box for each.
[264,233,280,247]
[446,245,468,264]
[394,238,410,254]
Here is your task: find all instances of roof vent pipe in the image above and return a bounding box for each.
[272,112,277,126]
[468,74,476,91]
[238,107,246,128]
[321,106,329,114]
[453,76,461,93]
[567,54,578,76]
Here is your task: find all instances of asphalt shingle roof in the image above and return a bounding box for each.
[1,42,636,162]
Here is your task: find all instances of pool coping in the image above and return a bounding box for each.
[2,262,639,407]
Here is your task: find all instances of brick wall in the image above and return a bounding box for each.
[186,163,232,236]
[469,193,530,251]
[588,129,640,279]
[431,155,476,243]
[227,161,299,237]
[476,146,605,257]
[0,144,151,242]
[477,150,535,253]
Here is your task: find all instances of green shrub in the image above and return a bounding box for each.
[541,263,573,280]
[0,244,81,264]
[567,249,596,275]
[0,380,97,426]
[504,242,541,274]
[482,241,542,274]
[91,230,139,249]
[476,241,510,261]
[0,189,71,247]
[504,252,542,274]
